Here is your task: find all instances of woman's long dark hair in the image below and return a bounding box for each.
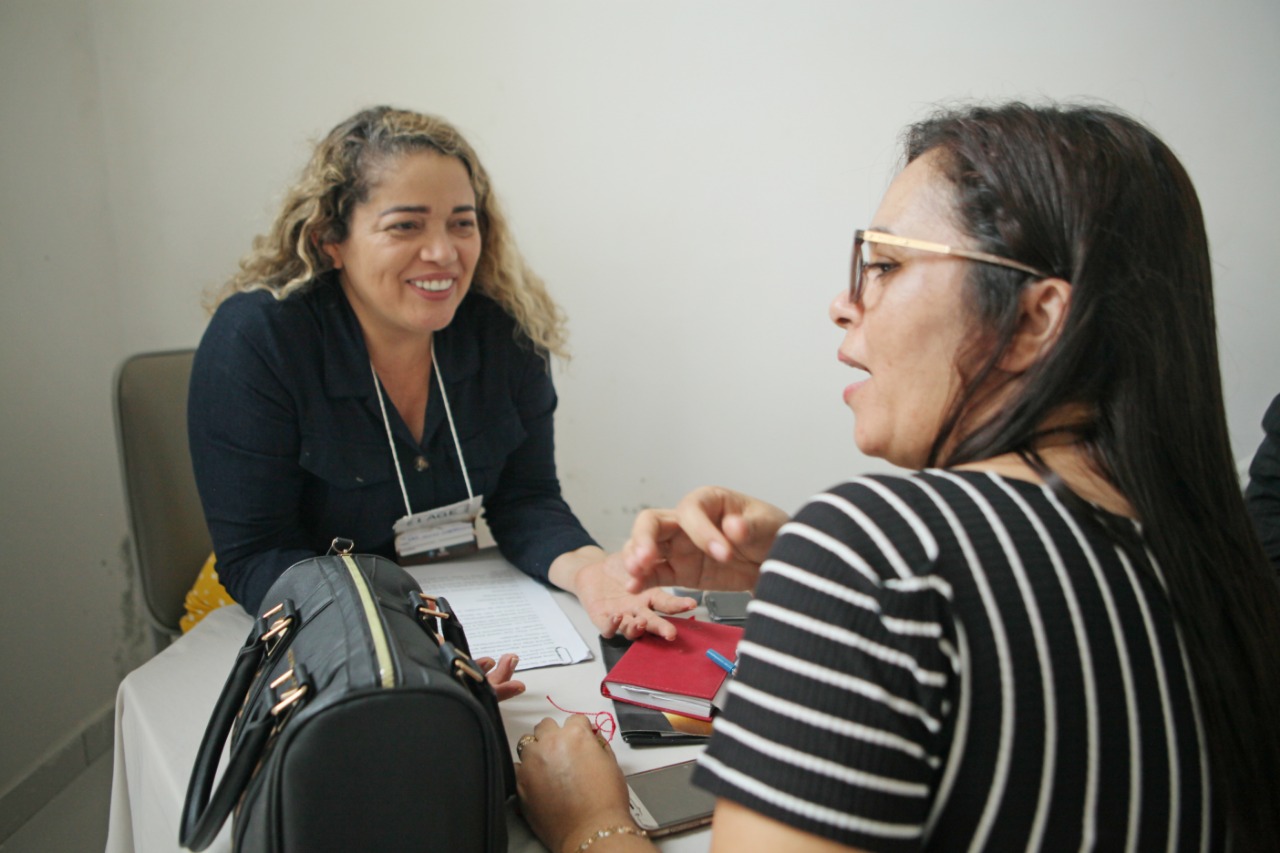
[908,102,1280,845]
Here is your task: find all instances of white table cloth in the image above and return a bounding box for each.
[106,553,709,852]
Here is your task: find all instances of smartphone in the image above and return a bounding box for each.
[625,759,716,837]
[704,590,752,625]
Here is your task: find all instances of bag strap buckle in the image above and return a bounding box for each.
[438,641,485,684]
[269,662,312,718]
[255,599,299,652]
[416,592,449,621]
[413,593,475,655]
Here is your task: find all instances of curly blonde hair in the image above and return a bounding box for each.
[213,106,568,358]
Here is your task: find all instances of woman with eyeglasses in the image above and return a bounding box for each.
[514,102,1280,851]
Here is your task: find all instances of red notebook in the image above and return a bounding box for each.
[600,617,744,722]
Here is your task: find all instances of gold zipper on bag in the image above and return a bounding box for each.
[341,555,396,688]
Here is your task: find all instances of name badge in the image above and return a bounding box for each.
[393,495,484,566]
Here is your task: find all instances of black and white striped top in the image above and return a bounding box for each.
[693,470,1219,851]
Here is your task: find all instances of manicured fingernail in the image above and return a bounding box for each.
[710,541,729,561]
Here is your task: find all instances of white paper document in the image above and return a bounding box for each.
[408,554,593,671]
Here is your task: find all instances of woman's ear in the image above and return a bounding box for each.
[318,237,343,270]
[1000,278,1072,373]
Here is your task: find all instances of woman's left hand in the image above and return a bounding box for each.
[476,652,525,701]
[572,553,698,640]
[515,715,643,853]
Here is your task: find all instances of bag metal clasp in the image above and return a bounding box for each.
[438,641,485,684]
[416,592,448,621]
[257,599,299,651]
[270,662,312,717]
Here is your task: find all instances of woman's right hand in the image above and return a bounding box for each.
[515,716,648,853]
[622,486,788,594]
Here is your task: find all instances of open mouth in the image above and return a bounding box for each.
[839,352,870,377]
[839,353,870,404]
[409,278,455,293]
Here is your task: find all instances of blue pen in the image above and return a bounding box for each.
[706,649,738,676]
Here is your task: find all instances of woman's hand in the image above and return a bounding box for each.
[476,653,525,702]
[515,715,652,853]
[551,547,698,641]
[623,486,788,594]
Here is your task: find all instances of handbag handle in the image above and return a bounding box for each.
[434,639,517,795]
[414,593,517,795]
[180,603,299,851]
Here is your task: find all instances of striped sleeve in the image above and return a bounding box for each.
[692,470,1220,851]
[692,477,957,851]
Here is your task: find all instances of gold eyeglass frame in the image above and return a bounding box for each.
[851,229,1050,302]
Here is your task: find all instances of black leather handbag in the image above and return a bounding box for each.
[179,545,515,852]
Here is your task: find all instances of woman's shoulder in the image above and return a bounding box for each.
[194,281,346,388]
[790,469,1060,559]
[815,467,1068,508]
[782,472,951,576]
[768,470,1082,621]
[203,280,337,349]
[792,468,1138,582]
[211,280,331,327]
[800,469,1000,519]
[765,475,959,622]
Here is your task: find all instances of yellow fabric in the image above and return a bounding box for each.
[180,553,236,633]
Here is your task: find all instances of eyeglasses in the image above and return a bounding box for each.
[850,229,1050,303]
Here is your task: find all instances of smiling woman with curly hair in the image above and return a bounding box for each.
[187,106,695,665]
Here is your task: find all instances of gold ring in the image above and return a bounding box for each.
[517,733,538,757]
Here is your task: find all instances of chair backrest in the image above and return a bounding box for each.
[113,349,211,639]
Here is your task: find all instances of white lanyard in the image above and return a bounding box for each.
[370,339,473,517]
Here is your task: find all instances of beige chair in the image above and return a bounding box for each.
[113,349,211,648]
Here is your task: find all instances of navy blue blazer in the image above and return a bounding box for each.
[1246,393,1280,574]
[188,275,597,612]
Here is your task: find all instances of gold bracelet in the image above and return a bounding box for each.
[573,824,648,851]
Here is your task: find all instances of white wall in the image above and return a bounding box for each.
[2,0,1278,802]
[0,0,147,796]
